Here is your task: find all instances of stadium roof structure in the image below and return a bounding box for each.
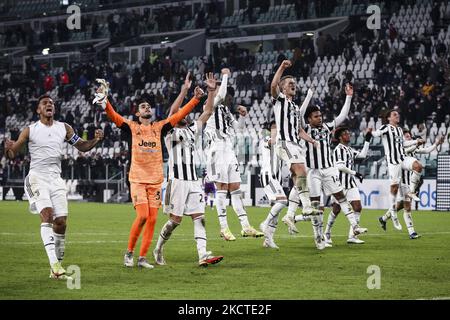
[205,17,348,55]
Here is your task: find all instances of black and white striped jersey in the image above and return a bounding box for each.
[272,92,302,145]
[372,124,407,165]
[164,121,201,181]
[259,137,282,187]
[204,104,238,144]
[333,144,360,189]
[401,143,437,185]
[304,121,336,169]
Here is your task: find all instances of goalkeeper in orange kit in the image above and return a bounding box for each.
[93,77,204,269]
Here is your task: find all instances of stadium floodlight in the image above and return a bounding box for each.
[305,32,314,37]
[42,48,50,55]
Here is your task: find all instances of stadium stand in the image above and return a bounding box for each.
[1,0,450,201]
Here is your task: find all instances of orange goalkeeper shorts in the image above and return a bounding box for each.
[130,182,162,208]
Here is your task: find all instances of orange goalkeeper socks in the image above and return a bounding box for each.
[127,203,149,253]
[139,207,158,257]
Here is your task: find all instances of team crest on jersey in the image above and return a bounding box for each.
[311,129,328,141]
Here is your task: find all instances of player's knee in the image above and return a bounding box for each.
[40,208,53,223]
[332,204,341,215]
[170,215,182,224]
[228,183,240,192]
[414,161,423,172]
[353,202,362,212]
[53,217,67,231]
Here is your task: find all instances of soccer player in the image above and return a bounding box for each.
[324,127,372,245]
[259,121,315,248]
[4,95,104,279]
[204,68,263,241]
[372,110,425,233]
[379,130,444,238]
[270,60,319,233]
[301,84,368,249]
[93,79,203,269]
[153,72,223,267]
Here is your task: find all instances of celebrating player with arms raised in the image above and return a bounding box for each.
[93,79,203,269]
[5,95,103,279]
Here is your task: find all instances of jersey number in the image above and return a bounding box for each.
[155,191,161,201]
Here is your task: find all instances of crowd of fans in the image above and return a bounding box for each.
[2,0,450,186]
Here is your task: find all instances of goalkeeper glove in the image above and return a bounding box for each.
[355,172,364,183]
[365,130,373,142]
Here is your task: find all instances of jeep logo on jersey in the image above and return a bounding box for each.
[138,140,157,148]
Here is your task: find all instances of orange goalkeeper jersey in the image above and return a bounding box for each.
[105,97,200,184]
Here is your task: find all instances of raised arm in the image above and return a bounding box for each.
[64,123,104,152]
[105,100,126,127]
[167,87,203,126]
[355,129,372,158]
[213,68,230,107]
[168,72,192,117]
[299,88,314,128]
[232,105,248,132]
[93,78,126,128]
[415,136,444,154]
[197,73,216,125]
[335,83,353,126]
[4,127,29,159]
[371,124,389,137]
[270,60,291,98]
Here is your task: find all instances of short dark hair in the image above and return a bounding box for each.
[37,94,52,106]
[403,128,410,135]
[136,98,150,107]
[334,126,350,140]
[280,75,294,84]
[305,105,321,120]
[384,109,396,121]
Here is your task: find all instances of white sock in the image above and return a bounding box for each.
[230,189,250,229]
[382,209,392,222]
[324,212,337,235]
[409,171,421,193]
[54,232,65,262]
[265,201,285,225]
[156,219,179,251]
[294,214,311,222]
[193,216,207,258]
[354,212,361,224]
[216,190,228,229]
[41,223,58,265]
[349,212,361,239]
[287,187,300,218]
[390,191,398,216]
[403,210,415,234]
[297,177,312,212]
[310,200,323,238]
[339,198,357,227]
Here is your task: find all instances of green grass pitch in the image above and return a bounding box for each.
[0,201,449,300]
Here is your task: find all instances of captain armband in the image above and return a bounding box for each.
[67,133,81,145]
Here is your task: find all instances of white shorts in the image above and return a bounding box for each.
[397,183,411,202]
[163,179,205,216]
[24,171,68,218]
[275,140,306,166]
[388,156,417,185]
[207,148,241,184]
[262,176,286,202]
[331,187,361,204]
[308,167,343,198]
